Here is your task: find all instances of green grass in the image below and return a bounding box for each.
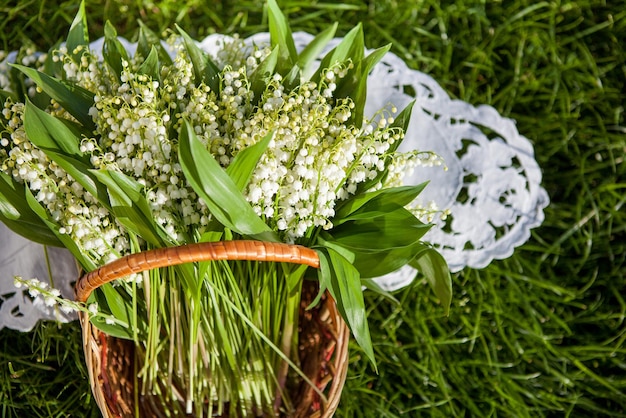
[1,0,625,416]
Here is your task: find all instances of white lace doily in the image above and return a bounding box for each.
[0,33,548,331]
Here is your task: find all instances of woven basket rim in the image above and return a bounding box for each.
[76,240,320,303]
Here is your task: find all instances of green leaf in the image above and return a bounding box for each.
[100,282,131,326]
[297,22,338,76]
[23,100,84,158]
[282,64,301,91]
[361,278,399,304]
[316,235,355,263]
[324,202,433,278]
[22,101,110,204]
[179,120,278,241]
[66,1,89,57]
[89,315,134,339]
[312,23,364,83]
[0,195,19,220]
[226,131,273,191]
[267,0,298,74]
[0,172,63,246]
[0,213,62,247]
[316,247,376,370]
[10,64,95,129]
[411,248,452,314]
[137,21,173,65]
[334,183,428,225]
[330,207,431,252]
[352,241,429,278]
[89,286,134,340]
[103,21,131,81]
[249,46,279,100]
[137,46,161,82]
[177,25,220,93]
[336,44,391,126]
[90,169,169,247]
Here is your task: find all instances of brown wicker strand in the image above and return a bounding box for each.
[76,240,320,302]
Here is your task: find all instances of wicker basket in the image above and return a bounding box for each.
[75,240,350,417]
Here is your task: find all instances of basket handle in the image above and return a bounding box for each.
[75,240,320,302]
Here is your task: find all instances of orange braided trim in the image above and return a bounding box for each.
[75,240,320,302]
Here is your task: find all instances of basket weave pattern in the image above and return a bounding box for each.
[76,240,349,417]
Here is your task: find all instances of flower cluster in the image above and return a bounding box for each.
[13,276,66,309]
[14,276,123,326]
[1,99,127,266]
[3,38,439,253]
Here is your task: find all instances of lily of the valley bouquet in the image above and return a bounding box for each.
[0,0,451,416]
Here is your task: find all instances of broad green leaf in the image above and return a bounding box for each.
[319,223,430,278]
[137,21,173,65]
[312,24,364,83]
[316,247,376,369]
[297,23,338,76]
[334,183,428,225]
[23,100,84,158]
[282,64,301,91]
[204,59,222,95]
[179,120,278,241]
[66,1,89,57]
[89,315,134,339]
[316,234,355,262]
[176,25,206,80]
[336,44,391,126]
[0,214,63,247]
[267,0,298,74]
[226,131,273,191]
[137,46,161,82]
[330,207,431,251]
[7,48,54,109]
[10,64,95,129]
[0,196,19,220]
[361,278,399,304]
[100,282,131,326]
[177,25,220,93]
[0,173,63,246]
[0,174,23,222]
[103,21,130,81]
[411,248,452,314]
[89,287,134,340]
[90,169,169,247]
[351,241,429,278]
[249,46,279,100]
[198,230,224,243]
[22,102,109,204]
